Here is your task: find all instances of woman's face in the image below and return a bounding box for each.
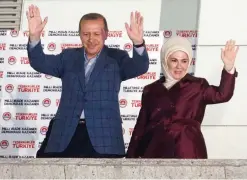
[166,50,190,80]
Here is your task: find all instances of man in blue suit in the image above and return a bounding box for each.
[26,5,149,158]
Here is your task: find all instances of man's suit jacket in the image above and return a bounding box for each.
[27,42,149,154]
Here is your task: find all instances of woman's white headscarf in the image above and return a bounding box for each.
[160,36,193,89]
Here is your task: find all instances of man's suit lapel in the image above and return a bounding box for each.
[75,48,85,90]
[85,45,109,91]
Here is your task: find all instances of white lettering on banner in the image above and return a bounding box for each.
[15,113,38,120]
[121,114,137,121]
[18,85,40,92]
[145,44,159,51]
[56,99,60,107]
[61,44,82,50]
[176,30,197,38]
[23,30,45,37]
[136,72,156,80]
[48,30,79,36]
[1,127,37,134]
[0,57,4,64]
[12,141,35,149]
[131,100,141,108]
[108,31,122,37]
[0,30,7,36]
[0,43,6,50]
[122,86,143,93]
[0,30,197,157]
[144,31,159,37]
[20,57,29,64]
[129,128,134,136]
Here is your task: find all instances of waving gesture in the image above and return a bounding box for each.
[26,5,48,41]
[125,11,144,45]
[221,40,239,72]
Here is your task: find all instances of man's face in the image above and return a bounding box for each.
[79,18,107,59]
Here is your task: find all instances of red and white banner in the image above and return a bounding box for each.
[0,30,197,158]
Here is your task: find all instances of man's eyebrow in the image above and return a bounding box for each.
[82,31,102,33]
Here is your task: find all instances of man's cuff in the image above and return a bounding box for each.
[133,46,144,56]
[29,40,40,49]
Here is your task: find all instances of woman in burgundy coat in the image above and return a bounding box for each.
[126,37,239,158]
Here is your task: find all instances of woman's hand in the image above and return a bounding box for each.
[221,40,239,72]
